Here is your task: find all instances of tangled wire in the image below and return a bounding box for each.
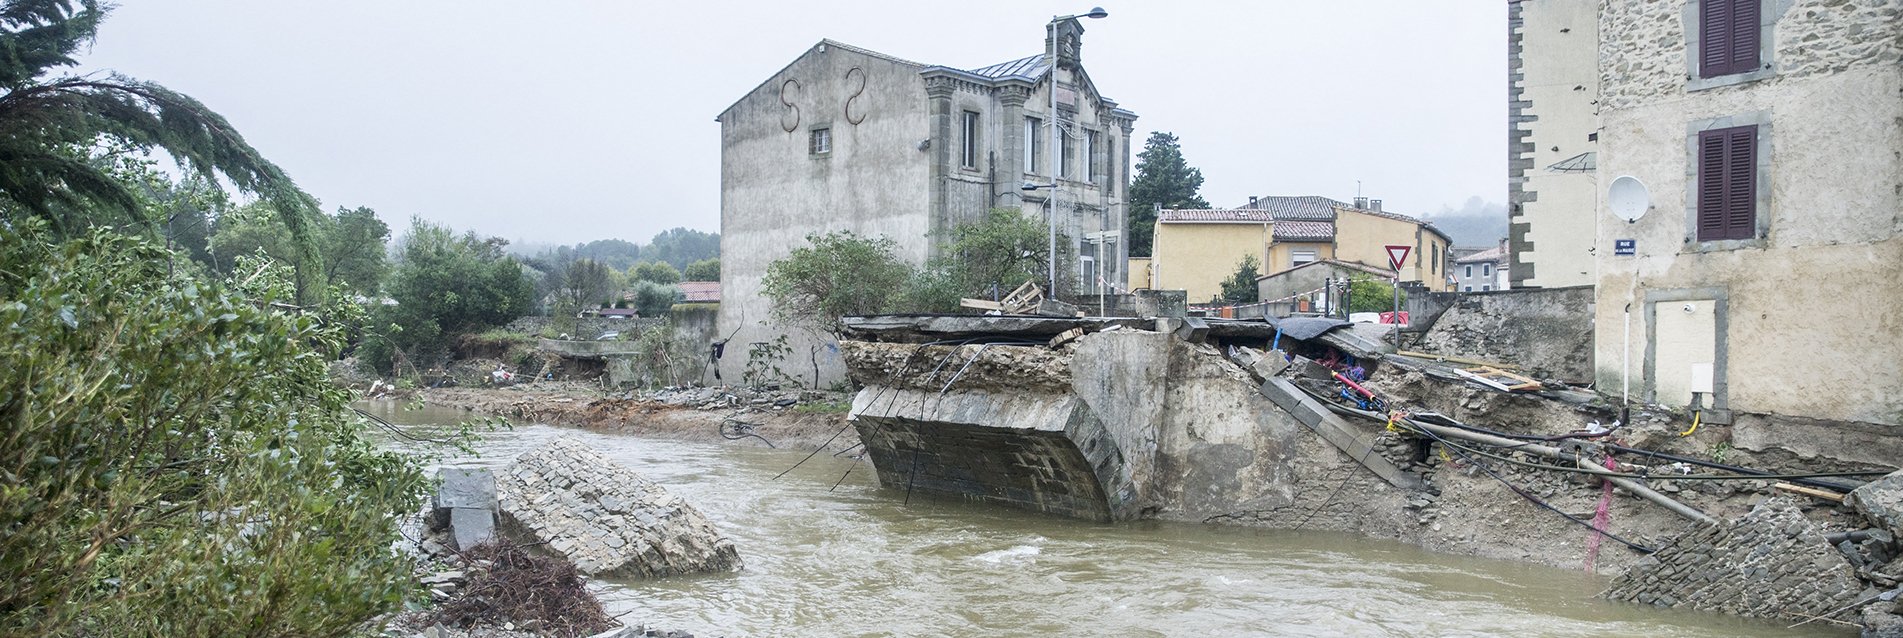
[426,540,616,637]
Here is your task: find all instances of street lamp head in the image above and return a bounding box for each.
[1083,7,1108,19]
[1021,180,1041,191]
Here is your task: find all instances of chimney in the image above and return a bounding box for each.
[1370,199,1383,211]
[1353,196,1369,209]
[1248,195,1259,208]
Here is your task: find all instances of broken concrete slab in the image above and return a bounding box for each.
[497,438,741,578]
[1260,378,1420,490]
[447,506,495,550]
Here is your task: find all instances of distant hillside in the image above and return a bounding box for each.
[1424,197,1508,248]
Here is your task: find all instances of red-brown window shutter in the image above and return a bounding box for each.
[1700,0,1761,78]
[1697,125,1757,242]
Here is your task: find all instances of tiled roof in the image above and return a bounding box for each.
[969,54,1049,80]
[1257,258,1395,281]
[679,281,721,303]
[1455,246,1507,264]
[1239,195,1350,220]
[1274,221,1335,242]
[1157,209,1274,223]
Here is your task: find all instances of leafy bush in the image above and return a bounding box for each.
[360,218,536,374]
[0,223,428,635]
[761,231,916,335]
[627,281,679,317]
[1347,276,1407,314]
[1217,254,1261,304]
[630,321,703,388]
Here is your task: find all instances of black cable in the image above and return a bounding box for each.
[1293,433,1383,530]
[718,418,776,448]
[1410,421,1656,553]
[1423,436,1887,482]
[353,407,462,445]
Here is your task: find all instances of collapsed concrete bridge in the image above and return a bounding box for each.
[839,315,1417,524]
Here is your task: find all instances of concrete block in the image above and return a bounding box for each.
[1133,289,1188,319]
[447,506,495,550]
[1254,349,1291,379]
[434,467,497,511]
[1173,317,1209,343]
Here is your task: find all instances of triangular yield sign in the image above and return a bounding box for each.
[1385,245,1412,271]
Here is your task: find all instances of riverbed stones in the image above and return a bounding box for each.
[1847,469,1903,540]
[1601,497,1863,622]
[496,437,741,578]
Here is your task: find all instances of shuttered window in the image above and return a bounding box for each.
[1696,125,1757,241]
[1699,0,1761,78]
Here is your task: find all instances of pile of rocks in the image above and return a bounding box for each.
[496,437,742,577]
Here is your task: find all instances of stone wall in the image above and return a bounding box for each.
[1413,285,1594,383]
[1600,0,1903,111]
[1602,498,1863,622]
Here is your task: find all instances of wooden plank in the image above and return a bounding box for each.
[959,298,1004,311]
[1396,350,1520,370]
[1774,482,1846,503]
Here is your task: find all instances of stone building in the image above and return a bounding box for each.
[1507,0,1601,289]
[1144,195,1452,303]
[715,23,1136,386]
[1586,0,1902,464]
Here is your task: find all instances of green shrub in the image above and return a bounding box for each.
[0,223,429,635]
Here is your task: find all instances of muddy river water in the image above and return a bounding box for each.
[365,402,1845,637]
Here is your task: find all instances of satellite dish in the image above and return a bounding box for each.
[1607,176,1650,223]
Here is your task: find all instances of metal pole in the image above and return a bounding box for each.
[1406,420,1718,526]
[1047,20,1060,298]
[1391,276,1401,347]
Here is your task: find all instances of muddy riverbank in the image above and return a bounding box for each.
[406,383,856,452]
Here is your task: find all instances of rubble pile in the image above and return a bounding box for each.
[496,437,742,578]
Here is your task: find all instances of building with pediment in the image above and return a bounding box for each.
[714,21,1136,385]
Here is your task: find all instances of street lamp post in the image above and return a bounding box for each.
[1035,7,1108,299]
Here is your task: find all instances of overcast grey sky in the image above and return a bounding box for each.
[80,1,1505,246]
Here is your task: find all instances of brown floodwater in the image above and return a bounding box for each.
[363,401,1851,637]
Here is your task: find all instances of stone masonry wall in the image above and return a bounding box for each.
[1602,498,1863,621]
[506,315,663,339]
[497,438,741,578]
[1601,0,1903,111]
[1412,285,1594,383]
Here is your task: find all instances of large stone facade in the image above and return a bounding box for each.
[716,26,1137,388]
[1585,0,1903,460]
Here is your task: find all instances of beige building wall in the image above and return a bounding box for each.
[1509,0,1601,288]
[1150,222,1271,303]
[1334,209,1453,291]
[1592,0,1903,450]
[1127,257,1152,290]
[1266,241,1334,274]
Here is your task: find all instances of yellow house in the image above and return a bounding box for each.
[1145,196,1454,301]
[1145,209,1273,302]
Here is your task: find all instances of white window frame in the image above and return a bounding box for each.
[809,127,831,155]
[1291,250,1317,267]
[1023,117,1041,174]
[960,111,980,169]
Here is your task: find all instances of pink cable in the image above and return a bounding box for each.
[1584,454,1618,574]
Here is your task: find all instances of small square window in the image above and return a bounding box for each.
[809,128,831,155]
[1292,250,1316,267]
[1482,284,1492,292]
